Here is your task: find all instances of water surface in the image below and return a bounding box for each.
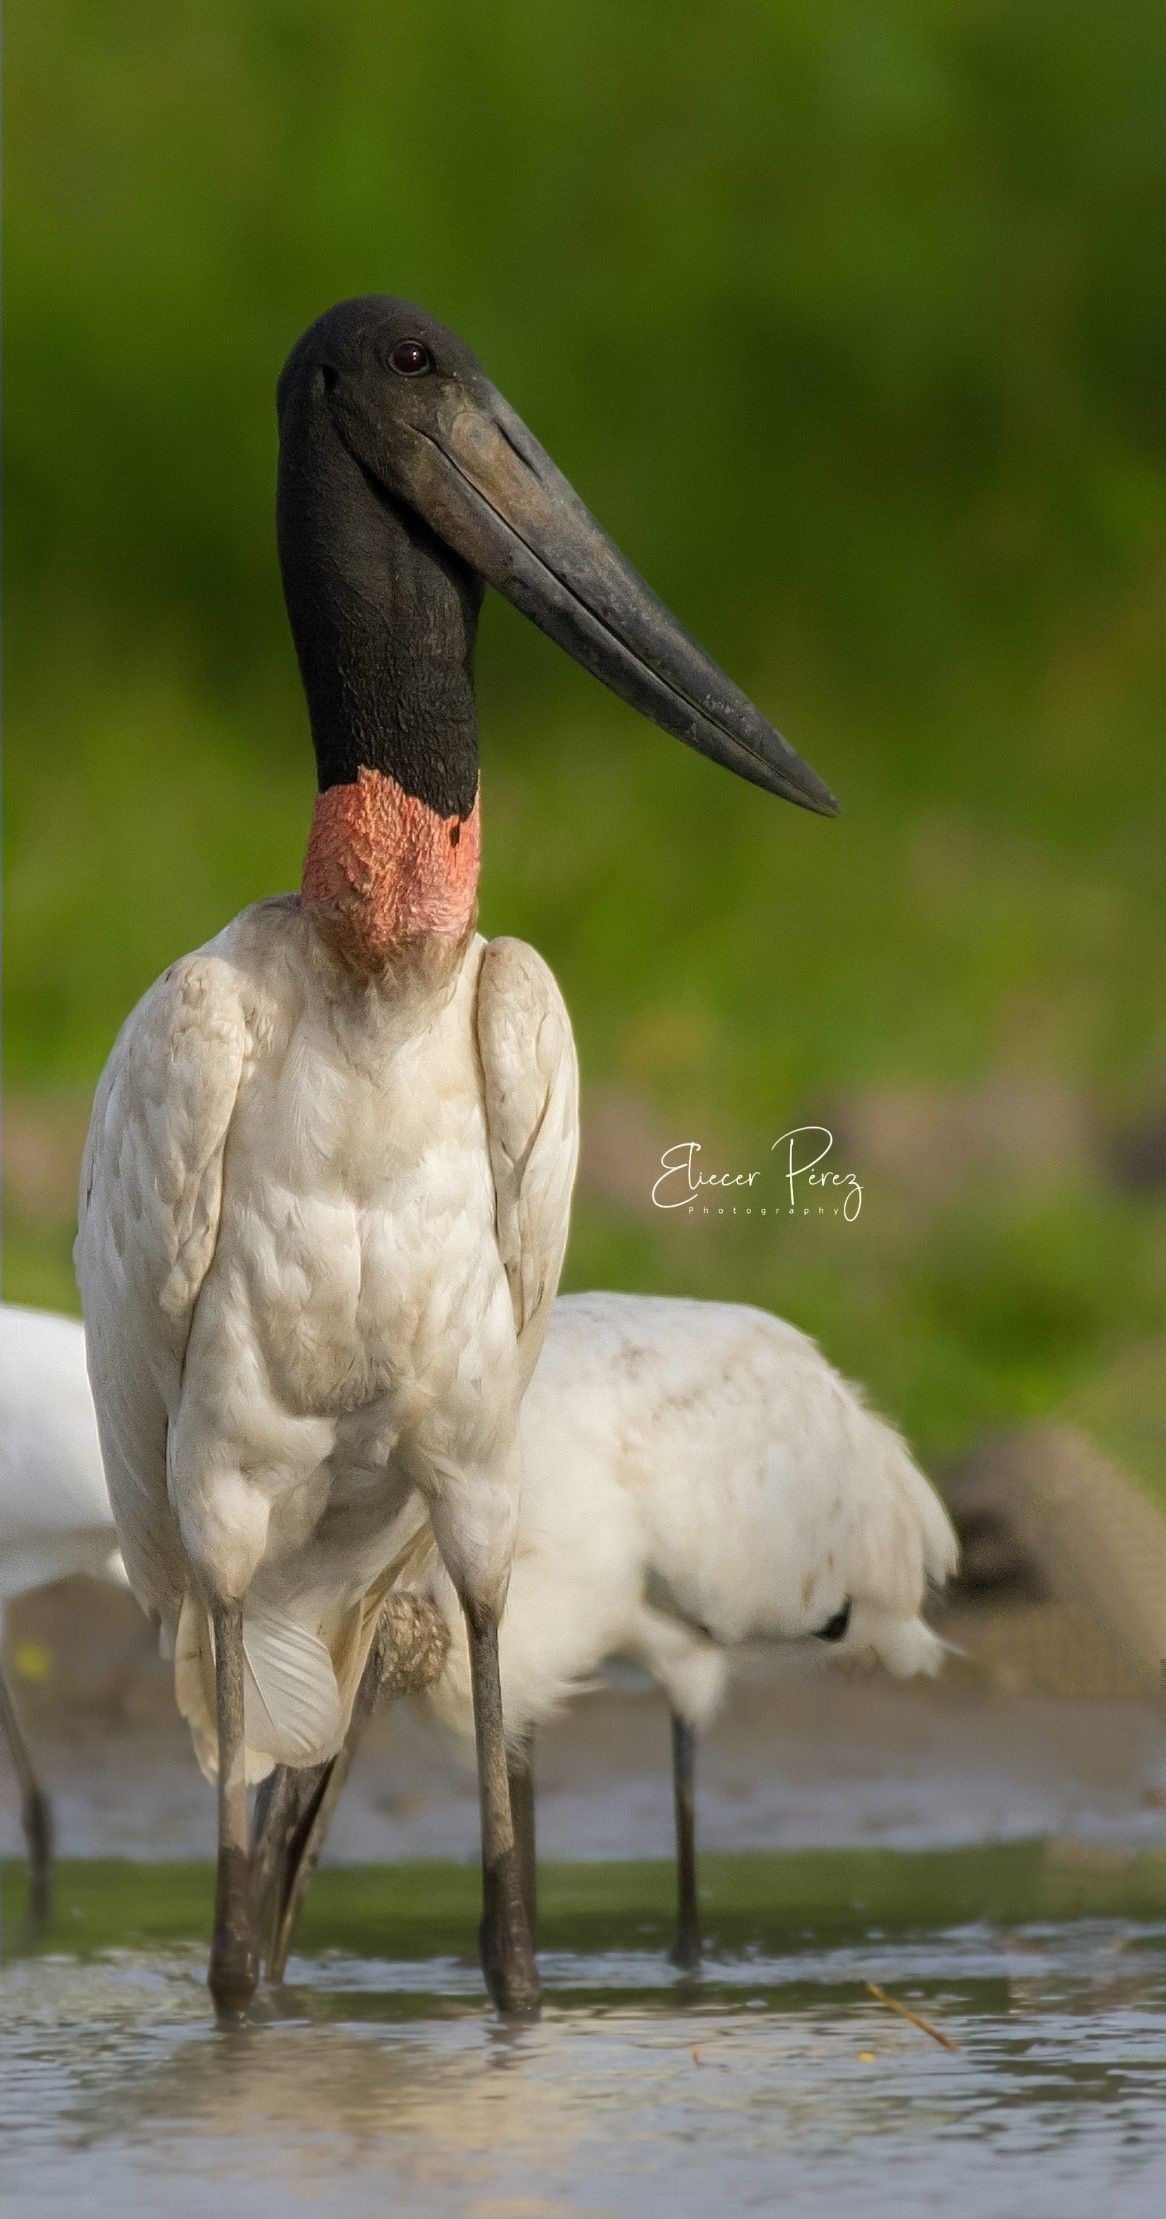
[4,1851,1165,2217]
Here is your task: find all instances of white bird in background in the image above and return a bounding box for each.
[74,296,835,2018]
[0,1305,126,1926]
[256,1292,958,1978]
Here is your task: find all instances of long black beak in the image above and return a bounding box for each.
[386,382,838,814]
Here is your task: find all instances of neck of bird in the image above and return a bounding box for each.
[280,443,484,970]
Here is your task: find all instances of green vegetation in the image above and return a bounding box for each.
[5,2,1165,1475]
[6,1843,1166,1966]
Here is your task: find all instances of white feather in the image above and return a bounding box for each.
[0,1305,126,1601]
[74,899,579,1782]
[173,1591,346,1781]
[419,1293,958,1743]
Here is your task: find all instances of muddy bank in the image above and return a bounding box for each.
[3,1579,1165,1865]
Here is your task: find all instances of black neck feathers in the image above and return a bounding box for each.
[277,395,483,819]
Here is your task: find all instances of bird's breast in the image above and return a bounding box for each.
[201,958,511,1424]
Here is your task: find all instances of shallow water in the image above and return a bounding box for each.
[5,1863,1166,2217]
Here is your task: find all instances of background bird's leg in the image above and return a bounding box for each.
[0,1665,54,1935]
[669,1711,702,1971]
[251,1592,450,1980]
[250,1764,301,1938]
[465,1599,540,2016]
[507,1732,538,1945]
[252,1628,384,1982]
[208,1599,258,2020]
[251,1757,333,1981]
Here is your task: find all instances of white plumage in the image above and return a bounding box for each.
[253,1289,958,1978]
[0,1304,125,1604]
[75,909,577,1785]
[416,1291,958,1744]
[0,1302,127,1924]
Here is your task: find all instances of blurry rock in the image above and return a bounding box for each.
[941,1599,1147,1701]
[944,1435,1049,1600]
[944,1425,1166,1697]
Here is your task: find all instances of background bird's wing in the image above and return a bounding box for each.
[75,953,247,1623]
[476,935,579,1387]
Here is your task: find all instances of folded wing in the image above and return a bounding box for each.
[75,953,247,1631]
[476,936,580,1391]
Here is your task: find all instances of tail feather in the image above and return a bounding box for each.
[854,1414,959,1615]
[862,1610,951,1679]
[241,1605,344,1767]
[175,1592,352,1784]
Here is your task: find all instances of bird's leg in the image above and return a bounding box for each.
[0,1666,53,1935]
[251,1757,333,1982]
[208,1599,258,2021]
[250,1765,299,1938]
[251,1592,450,1980]
[669,1711,702,1971]
[507,1732,538,1945]
[464,1599,540,2016]
[252,1644,378,1983]
[481,1734,536,1971]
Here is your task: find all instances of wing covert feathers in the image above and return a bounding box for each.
[75,955,248,1622]
[476,937,579,1386]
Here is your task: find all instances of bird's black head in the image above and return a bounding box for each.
[277,293,838,818]
[277,297,488,814]
[277,295,494,479]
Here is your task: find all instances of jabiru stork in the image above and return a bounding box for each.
[74,298,837,2019]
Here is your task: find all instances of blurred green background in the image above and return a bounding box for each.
[5,0,1165,1473]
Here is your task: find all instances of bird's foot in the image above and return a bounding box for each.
[669,1925,703,1975]
[208,1937,259,2025]
[479,1894,541,2019]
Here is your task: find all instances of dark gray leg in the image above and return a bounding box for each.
[252,1634,382,1983]
[251,1763,304,1946]
[252,1757,334,1983]
[507,1733,537,1945]
[208,1600,257,2021]
[465,1600,540,2016]
[250,1593,451,1981]
[669,1711,701,1971]
[0,1666,53,1934]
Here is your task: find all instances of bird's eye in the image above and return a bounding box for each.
[389,339,433,377]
